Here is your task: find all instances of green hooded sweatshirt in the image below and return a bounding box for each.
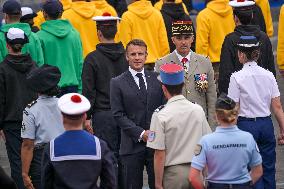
[0,23,44,66]
[37,19,83,91]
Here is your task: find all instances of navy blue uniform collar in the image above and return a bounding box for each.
[50,130,101,161]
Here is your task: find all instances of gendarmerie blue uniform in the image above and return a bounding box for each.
[191,126,262,188]
[41,130,116,189]
[21,95,64,188]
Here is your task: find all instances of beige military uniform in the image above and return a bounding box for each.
[147,95,212,189]
[155,51,217,126]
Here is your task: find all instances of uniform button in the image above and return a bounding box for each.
[187,90,190,94]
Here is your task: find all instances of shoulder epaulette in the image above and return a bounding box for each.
[27,100,37,108]
[155,105,165,112]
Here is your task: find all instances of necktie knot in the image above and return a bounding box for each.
[136,73,143,78]
[181,57,188,64]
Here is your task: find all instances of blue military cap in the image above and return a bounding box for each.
[158,63,184,85]
[237,35,260,51]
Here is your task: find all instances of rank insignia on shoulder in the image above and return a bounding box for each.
[21,122,26,132]
[155,105,165,112]
[27,100,37,108]
[255,143,260,153]
[194,144,202,156]
[23,110,29,116]
[148,131,155,142]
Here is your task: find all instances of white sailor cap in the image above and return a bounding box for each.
[93,12,120,23]
[58,93,91,115]
[5,27,28,44]
[229,0,255,9]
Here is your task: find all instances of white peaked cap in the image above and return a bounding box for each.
[58,93,91,115]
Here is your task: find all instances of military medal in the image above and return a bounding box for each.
[194,73,209,93]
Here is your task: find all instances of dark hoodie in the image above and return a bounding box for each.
[161,3,195,52]
[82,42,128,119]
[219,25,275,94]
[0,54,37,129]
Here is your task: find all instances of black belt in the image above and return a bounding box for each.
[238,116,271,122]
[207,181,252,189]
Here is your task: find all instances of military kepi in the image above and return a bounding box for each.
[58,93,91,115]
[172,20,194,36]
[237,35,260,51]
[158,64,184,85]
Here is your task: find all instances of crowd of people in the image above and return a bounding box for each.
[0,0,283,189]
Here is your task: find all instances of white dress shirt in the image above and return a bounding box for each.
[129,67,147,89]
[174,50,191,70]
[128,67,147,140]
[228,61,280,118]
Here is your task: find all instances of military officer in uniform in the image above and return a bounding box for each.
[147,63,212,189]
[228,36,284,189]
[41,93,116,189]
[189,94,263,189]
[155,20,217,126]
[21,65,64,189]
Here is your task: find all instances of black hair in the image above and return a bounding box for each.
[233,9,253,25]
[8,43,23,53]
[163,83,184,96]
[97,23,117,40]
[239,47,260,61]
[42,86,61,96]
[44,11,62,20]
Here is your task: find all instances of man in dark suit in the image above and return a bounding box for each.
[110,39,164,189]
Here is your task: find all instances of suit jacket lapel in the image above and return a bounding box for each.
[171,52,182,66]
[145,71,153,105]
[189,52,198,77]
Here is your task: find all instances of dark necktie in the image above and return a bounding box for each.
[136,73,147,95]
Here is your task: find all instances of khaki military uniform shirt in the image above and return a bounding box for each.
[155,51,217,126]
[147,95,212,166]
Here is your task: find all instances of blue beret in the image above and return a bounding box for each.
[158,64,184,85]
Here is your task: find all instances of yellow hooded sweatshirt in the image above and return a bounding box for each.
[62,1,102,57]
[33,0,72,28]
[277,5,284,71]
[119,0,169,64]
[154,0,189,15]
[255,0,273,37]
[196,0,235,63]
[91,0,117,16]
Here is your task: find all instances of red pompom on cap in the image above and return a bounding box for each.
[71,95,82,103]
[102,12,111,17]
[237,0,245,2]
